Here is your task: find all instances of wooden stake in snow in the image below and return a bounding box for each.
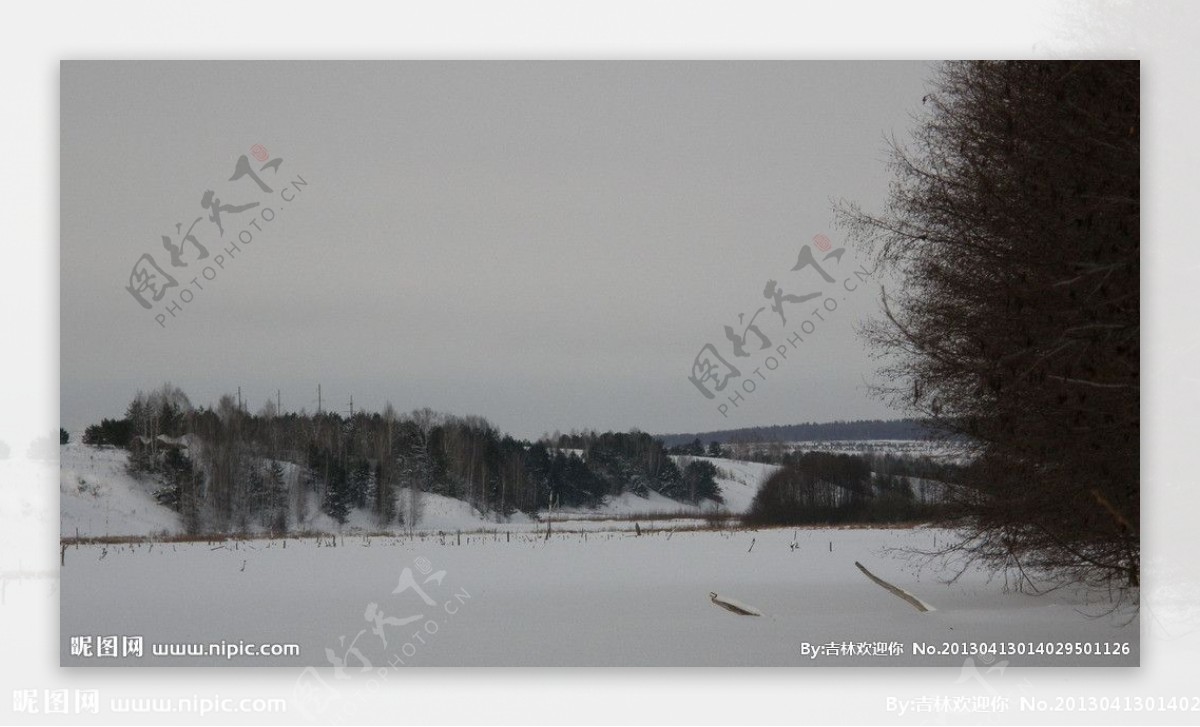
[854,561,934,613]
[709,592,762,617]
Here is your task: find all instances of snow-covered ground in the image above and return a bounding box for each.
[539,456,778,522]
[60,443,182,539]
[674,455,780,513]
[58,443,535,537]
[59,526,1139,667]
[548,488,709,518]
[781,439,971,462]
[55,443,1139,667]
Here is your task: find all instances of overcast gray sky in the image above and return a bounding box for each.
[61,61,932,440]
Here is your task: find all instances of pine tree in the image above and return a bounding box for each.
[682,460,723,504]
[349,459,372,510]
[265,459,288,533]
[322,475,351,525]
[373,461,396,526]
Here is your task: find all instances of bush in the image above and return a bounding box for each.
[681,460,723,504]
[745,452,940,526]
[82,418,133,448]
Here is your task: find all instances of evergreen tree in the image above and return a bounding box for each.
[372,461,396,526]
[322,474,351,525]
[265,459,288,533]
[349,459,372,510]
[247,465,266,515]
[656,459,684,500]
[682,459,723,504]
[83,417,133,448]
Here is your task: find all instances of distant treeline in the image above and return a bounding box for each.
[82,384,723,535]
[743,451,957,526]
[656,418,938,448]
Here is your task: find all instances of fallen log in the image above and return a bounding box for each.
[854,561,934,613]
[709,592,762,616]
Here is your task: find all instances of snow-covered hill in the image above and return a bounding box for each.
[548,455,779,518]
[672,455,780,514]
[59,443,533,538]
[60,442,182,538]
[59,444,775,538]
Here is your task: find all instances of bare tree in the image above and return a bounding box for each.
[839,61,1139,597]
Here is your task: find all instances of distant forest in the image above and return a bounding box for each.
[76,385,971,536]
[80,384,724,535]
[656,418,937,448]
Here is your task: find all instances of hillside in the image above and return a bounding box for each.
[60,443,183,538]
[59,443,778,538]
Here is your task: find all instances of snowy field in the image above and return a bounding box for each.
[60,527,1138,667]
[57,443,1137,667]
[781,439,970,462]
